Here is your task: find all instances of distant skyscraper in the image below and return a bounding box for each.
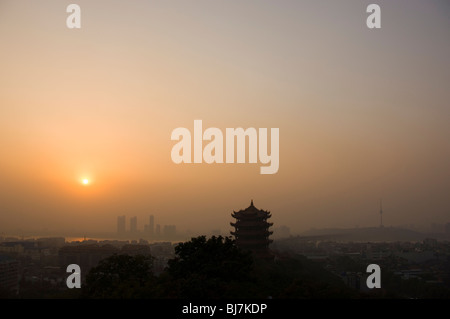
[149,215,154,237]
[130,216,137,233]
[117,216,126,234]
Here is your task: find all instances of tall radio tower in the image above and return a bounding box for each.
[379,199,384,228]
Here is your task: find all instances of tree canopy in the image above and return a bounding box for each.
[162,235,256,298]
[81,236,357,299]
[82,254,155,298]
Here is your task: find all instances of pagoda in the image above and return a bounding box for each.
[230,200,273,259]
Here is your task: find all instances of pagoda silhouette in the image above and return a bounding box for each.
[230,200,274,259]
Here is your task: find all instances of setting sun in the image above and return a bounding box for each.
[82,179,89,185]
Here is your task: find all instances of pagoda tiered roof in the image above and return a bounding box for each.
[230,200,274,259]
[231,200,271,220]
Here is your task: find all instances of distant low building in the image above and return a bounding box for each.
[0,242,25,254]
[36,237,65,249]
[423,238,438,248]
[395,250,436,264]
[58,244,119,280]
[121,244,151,256]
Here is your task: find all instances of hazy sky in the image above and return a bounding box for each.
[0,0,449,236]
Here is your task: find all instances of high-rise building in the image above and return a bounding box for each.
[230,200,273,259]
[117,216,126,235]
[130,216,137,233]
[149,215,154,237]
[155,224,161,238]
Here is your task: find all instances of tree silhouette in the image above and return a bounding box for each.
[82,254,155,298]
[80,236,358,299]
[162,236,256,298]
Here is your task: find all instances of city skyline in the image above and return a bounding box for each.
[2,204,450,242]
